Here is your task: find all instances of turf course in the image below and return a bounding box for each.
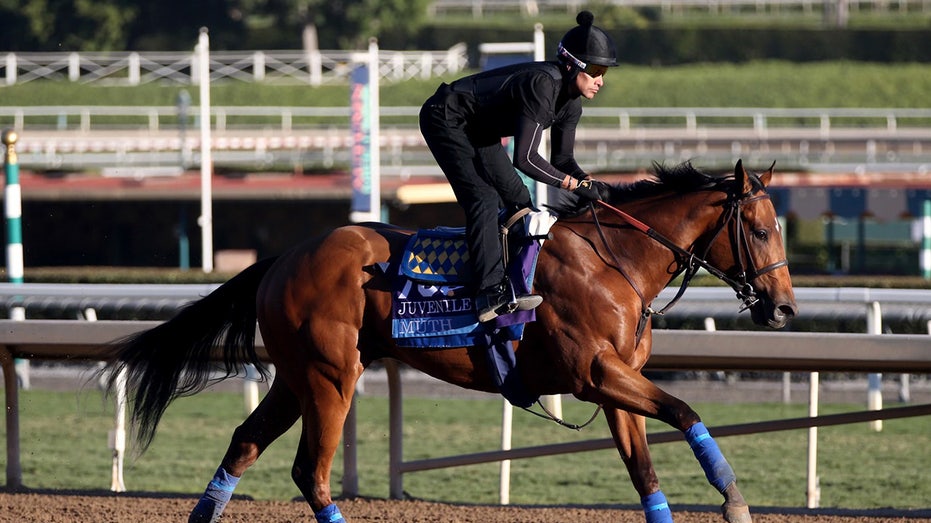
[3,386,928,509]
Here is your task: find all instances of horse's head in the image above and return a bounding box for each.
[704,160,798,329]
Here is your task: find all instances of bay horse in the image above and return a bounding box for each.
[102,160,797,523]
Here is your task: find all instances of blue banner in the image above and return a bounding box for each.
[349,65,371,215]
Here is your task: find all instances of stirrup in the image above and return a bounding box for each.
[476,281,542,323]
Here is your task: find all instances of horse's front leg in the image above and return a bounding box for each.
[604,407,672,523]
[587,354,751,523]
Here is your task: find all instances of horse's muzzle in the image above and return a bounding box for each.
[751,296,797,329]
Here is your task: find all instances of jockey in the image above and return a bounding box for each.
[419,10,617,323]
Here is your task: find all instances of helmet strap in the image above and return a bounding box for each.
[557,43,587,71]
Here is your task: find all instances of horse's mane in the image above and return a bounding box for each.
[551,161,730,218]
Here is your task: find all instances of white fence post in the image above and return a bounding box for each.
[68,53,80,82]
[866,301,883,431]
[387,359,404,499]
[128,52,140,85]
[196,28,214,274]
[303,25,322,87]
[81,306,128,493]
[806,371,820,508]
[5,53,16,85]
[499,400,513,505]
[243,365,260,414]
[252,51,265,82]
[109,368,128,492]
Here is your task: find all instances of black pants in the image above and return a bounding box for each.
[419,93,533,291]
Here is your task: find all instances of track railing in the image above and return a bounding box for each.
[5,106,929,172]
[1,46,469,87]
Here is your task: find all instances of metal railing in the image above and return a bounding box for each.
[4,105,930,172]
[1,46,469,87]
[6,105,931,133]
[428,0,931,16]
[3,282,930,321]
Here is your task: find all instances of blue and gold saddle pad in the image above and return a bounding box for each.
[389,210,559,408]
[391,217,548,348]
[400,227,471,284]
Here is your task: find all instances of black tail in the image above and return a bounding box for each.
[101,256,278,452]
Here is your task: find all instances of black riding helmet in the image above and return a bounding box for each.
[556,11,617,74]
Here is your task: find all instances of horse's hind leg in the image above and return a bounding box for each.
[589,354,751,523]
[189,377,301,523]
[289,364,360,523]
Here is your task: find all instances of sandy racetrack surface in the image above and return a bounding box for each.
[2,492,929,523]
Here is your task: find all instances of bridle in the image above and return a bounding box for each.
[589,184,788,343]
[701,191,789,309]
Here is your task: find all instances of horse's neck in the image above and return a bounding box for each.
[588,191,722,299]
[628,190,721,240]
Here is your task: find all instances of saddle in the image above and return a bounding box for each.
[383,208,557,407]
[392,208,554,344]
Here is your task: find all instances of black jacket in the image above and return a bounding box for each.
[433,61,587,188]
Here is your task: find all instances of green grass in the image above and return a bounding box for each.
[2,387,929,510]
[1,61,930,110]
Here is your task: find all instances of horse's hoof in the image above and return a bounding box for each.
[720,481,751,523]
[721,502,752,523]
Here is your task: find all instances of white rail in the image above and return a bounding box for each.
[1,46,468,87]
[3,106,929,172]
[4,283,931,315]
[429,0,931,16]
[5,105,931,133]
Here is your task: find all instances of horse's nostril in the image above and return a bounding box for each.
[778,303,797,319]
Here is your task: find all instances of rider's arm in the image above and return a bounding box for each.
[550,115,587,183]
[512,114,586,189]
[512,114,564,188]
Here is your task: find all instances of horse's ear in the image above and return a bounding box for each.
[734,159,751,193]
[759,161,776,187]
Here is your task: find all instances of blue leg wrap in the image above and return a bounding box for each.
[685,422,736,492]
[188,466,240,523]
[315,503,346,523]
[641,490,673,523]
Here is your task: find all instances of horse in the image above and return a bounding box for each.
[102,159,797,523]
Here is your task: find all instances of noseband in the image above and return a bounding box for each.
[590,186,788,341]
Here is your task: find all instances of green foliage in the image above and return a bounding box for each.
[3,388,930,509]
[0,0,246,51]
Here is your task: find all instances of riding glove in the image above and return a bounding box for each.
[573,179,610,201]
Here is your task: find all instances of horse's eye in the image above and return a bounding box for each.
[753,229,769,241]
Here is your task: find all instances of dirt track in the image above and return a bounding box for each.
[1,492,930,523]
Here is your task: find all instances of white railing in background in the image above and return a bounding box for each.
[3,105,929,173]
[4,283,931,318]
[5,105,931,134]
[428,0,931,16]
[1,45,468,87]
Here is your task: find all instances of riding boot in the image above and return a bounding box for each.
[475,280,543,323]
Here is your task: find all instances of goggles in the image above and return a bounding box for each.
[557,43,609,78]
